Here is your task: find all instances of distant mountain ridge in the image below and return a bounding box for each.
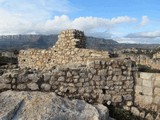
[0,35,159,51]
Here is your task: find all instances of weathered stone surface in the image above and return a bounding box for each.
[58,76,65,82]
[41,83,51,91]
[131,107,140,116]
[17,84,27,90]
[142,86,153,96]
[143,79,153,87]
[154,87,160,96]
[27,83,39,90]
[0,83,11,90]
[140,72,154,80]
[0,90,110,120]
[111,95,122,103]
[145,113,154,120]
[28,74,39,82]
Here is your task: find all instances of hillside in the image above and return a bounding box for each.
[0,35,159,51]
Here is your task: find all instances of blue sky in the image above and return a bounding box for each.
[0,0,160,43]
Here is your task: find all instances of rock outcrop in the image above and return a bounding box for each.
[0,90,109,120]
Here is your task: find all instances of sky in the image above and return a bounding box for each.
[0,0,160,44]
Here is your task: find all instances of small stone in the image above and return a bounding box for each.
[27,83,39,90]
[90,68,96,74]
[140,111,145,118]
[123,94,133,101]
[123,106,130,111]
[0,83,11,90]
[107,101,111,105]
[131,107,140,116]
[28,74,39,82]
[104,95,111,101]
[127,101,133,107]
[67,72,72,77]
[112,95,122,103]
[73,79,78,83]
[92,75,100,81]
[58,76,65,82]
[43,74,50,82]
[79,73,86,78]
[76,83,83,87]
[145,113,154,120]
[41,83,51,91]
[17,84,27,90]
[79,78,85,83]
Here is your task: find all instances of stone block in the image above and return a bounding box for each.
[135,78,143,85]
[131,107,140,116]
[140,72,154,80]
[143,79,153,87]
[145,113,154,120]
[90,68,96,74]
[17,84,27,90]
[27,83,39,90]
[154,87,160,96]
[41,83,51,91]
[66,71,72,77]
[92,75,100,81]
[142,86,153,96]
[58,76,65,82]
[103,94,111,101]
[76,83,82,87]
[111,95,122,103]
[0,76,11,83]
[153,96,160,104]
[79,78,85,83]
[43,73,51,82]
[0,83,11,90]
[154,79,160,87]
[28,74,39,82]
[135,94,153,105]
[135,85,142,94]
[98,69,107,76]
[123,94,133,101]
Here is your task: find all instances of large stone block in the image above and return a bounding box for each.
[153,96,160,104]
[140,72,154,80]
[154,79,160,87]
[154,87,160,96]
[143,79,153,87]
[142,86,153,96]
[135,94,153,105]
[135,85,142,94]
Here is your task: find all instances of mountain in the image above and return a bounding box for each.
[0,35,159,51]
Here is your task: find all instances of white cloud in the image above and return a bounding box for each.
[140,16,149,26]
[117,31,160,44]
[126,31,160,38]
[0,11,137,35]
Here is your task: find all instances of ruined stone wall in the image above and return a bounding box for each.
[135,72,160,112]
[153,52,160,59]
[121,54,160,70]
[0,59,135,107]
[18,29,109,70]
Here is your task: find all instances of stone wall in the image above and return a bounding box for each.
[121,54,160,70]
[153,52,160,59]
[18,29,109,70]
[0,59,135,107]
[135,72,160,111]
